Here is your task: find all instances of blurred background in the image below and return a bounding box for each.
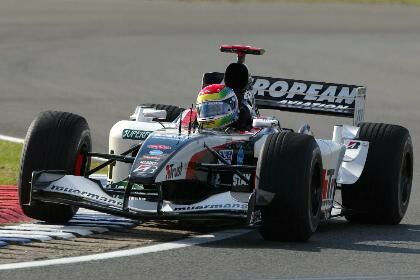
[1,1,420,279]
[1,0,420,152]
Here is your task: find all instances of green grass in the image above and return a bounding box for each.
[0,141,22,185]
[180,0,420,4]
[0,140,107,185]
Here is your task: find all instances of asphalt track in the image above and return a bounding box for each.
[0,0,420,279]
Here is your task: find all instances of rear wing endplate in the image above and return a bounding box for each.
[202,72,367,126]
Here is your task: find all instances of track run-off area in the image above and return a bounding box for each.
[0,135,248,268]
[0,0,420,279]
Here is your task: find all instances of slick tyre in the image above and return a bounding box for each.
[257,131,323,242]
[18,111,92,223]
[140,103,185,122]
[342,123,413,224]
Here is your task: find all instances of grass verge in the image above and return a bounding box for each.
[0,141,21,185]
[0,140,106,185]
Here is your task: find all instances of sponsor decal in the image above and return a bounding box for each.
[346,141,361,149]
[152,134,189,140]
[122,129,152,141]
[139,160,158,166]
[218,149,233,164]
[147,144,171,150]
[50,185,122,206]
[322,169,336,201]
[237,145,245,165]
[251,77,358,106]
[174,203,247,211]
[166,162,183,180]
[135,164,158,174]
[141,155,162,160]
[260,99,351,112]
[149,150,163,155]
[233,173,251,187]
[249,76,363,116]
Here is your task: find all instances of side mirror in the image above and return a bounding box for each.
[252,118,279,128]
[143,109,167,120]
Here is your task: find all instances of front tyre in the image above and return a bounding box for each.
[257,132,323,242]
[18,111,92,223]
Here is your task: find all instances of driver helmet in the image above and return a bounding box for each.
[196,84,239,129]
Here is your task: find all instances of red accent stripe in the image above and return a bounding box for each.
[74,153,84,176]
[181,109,197,128]
[321,169,328,200]
[0,186,32,224]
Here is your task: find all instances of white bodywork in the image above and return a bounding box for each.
[110,106,370,195]
[31,106,370,218]
[333,125,369,185]
[109,120,162,182]
[109,106,172,182]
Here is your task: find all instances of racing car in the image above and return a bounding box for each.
[18,45,413,241]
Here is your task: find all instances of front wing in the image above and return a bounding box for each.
[30,172,249,220]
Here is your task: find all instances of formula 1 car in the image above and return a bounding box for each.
[18,45,413,241]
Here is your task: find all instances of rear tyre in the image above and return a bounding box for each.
[257,132,323,242]
[341,122,413,224]
[18,111,92,223]
[140,103,185,122]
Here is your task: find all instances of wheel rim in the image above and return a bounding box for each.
[400,152,412,208]
[74,153,84,176]
[74,140,90,176]
[72,140,90,214]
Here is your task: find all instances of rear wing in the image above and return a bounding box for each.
[202,72,366,126]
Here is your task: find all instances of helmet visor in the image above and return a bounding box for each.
[197,96,237,119]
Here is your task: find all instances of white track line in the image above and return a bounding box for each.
[0,134,24,144]
[0,133,106,162]
[0,228,252,270]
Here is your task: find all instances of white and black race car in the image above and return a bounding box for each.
[19,45,413,241]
